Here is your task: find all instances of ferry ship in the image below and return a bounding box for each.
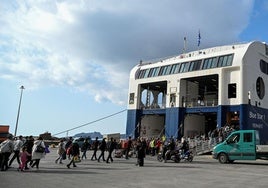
[126,41,268,144]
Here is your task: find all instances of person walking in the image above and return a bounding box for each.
[0,134,14,171]
[106,138,116,163]
[55,139,65,164]
[9,135,24,167]
[149,138,156,156]
[31,136,46,169]
[125,136,132,159]
[136,138,146,167]
[65,137,73,160]
[98,138,107,162]
[18,146,31,172]
[24,136,34,169]
[67,140,80,169]
[91,137,99,161]
[81,139,90,160]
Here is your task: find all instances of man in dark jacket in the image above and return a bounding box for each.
[106,138,117,163]
[81,139,90,160]
[98,138,107,162]
[164,137,176,163]
[67,141,80,169]
[25,136,34,169]
[91,137,99,160]
[136,137,146,167]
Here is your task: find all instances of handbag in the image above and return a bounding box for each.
[36,142,45,153]
[73,155,81,163]
[62,151,67,160]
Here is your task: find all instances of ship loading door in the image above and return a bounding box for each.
[183,113,217,138]
[139,115,165,138]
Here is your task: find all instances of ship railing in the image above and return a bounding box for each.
[183,99,218,108]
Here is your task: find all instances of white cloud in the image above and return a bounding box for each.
[0,0,254,105]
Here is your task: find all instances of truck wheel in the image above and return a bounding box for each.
[218,153,228,164]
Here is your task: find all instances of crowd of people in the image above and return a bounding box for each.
[0,135,48,171]
[59,136,147,167]
[0,133,192,172]
[0,127,237,172]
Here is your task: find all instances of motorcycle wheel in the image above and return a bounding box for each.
[174,157,181,163]
[157,154,163,162]
[187,155,193,162]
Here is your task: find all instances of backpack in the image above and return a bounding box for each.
[0,140,11,153]
[81,142,88,151]
[66,145,73,155]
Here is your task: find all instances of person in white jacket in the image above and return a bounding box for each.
[30,136,46,169]
[0,134,14,171]
[8,135,24,167]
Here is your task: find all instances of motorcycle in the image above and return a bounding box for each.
[157,149,181,163]
[179,149,194,162]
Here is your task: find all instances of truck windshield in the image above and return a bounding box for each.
[227,133,240,143]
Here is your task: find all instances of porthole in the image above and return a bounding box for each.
[256,77,265,99]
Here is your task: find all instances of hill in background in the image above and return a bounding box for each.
[73,132,126,139]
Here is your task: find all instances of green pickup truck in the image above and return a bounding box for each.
[212,130,268,163]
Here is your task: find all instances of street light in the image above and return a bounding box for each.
[14,85,25,136]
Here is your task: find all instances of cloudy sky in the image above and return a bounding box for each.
[1,0,268,137]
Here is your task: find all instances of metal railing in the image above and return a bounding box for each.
[183,98,218,108]
[188,137,221,155]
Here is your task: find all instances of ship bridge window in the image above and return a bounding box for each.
[163,65,172,75]
[260,59,268,74]
[143,69,150,78]
[170,64,180,74]
[147,68,154,77]
[202,57,218,69]
[218,54,234,67]
[189,60,202,71]
[179,62,190,73]
[179,63,185,73]
[159,66,168,76]
[152,67,160,77]
[138,69,146,79]
[136,53,234,79]
[135,68,141,79]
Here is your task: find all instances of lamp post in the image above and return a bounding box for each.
[14,85,25,136]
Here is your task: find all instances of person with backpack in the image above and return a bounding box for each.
[0,134,14,171]
[30,136,46,169]
[65,137,73,160]
[66,140,80,169]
